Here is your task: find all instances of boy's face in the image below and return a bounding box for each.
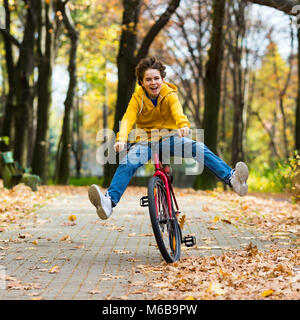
[141,68,164,99]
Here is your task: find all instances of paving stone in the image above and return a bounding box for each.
[0,189,270,300]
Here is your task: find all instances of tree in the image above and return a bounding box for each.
[31,0,61,183]
[227,0,249,166]
[0,0,16,152]
[0,1,40,167]
[55,1,79,185]
[296,28,300,153]
[103,0,182,186]
[194,0,226,190]
[247,0,298,14]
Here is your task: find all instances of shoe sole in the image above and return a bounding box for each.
[235,162,249,183]
[235,162,249,196]
[88,184,109,220]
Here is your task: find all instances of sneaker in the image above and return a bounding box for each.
[88,184,113,220]
[230,162,249,196]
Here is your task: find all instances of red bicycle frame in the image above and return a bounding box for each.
[152,152,179,218]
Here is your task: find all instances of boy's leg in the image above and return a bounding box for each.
[162,136,248,195]
[162,136,232,183]
[107,143,151,205]
[89,143,151,220]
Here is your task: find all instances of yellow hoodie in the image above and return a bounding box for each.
[117,82,190,142]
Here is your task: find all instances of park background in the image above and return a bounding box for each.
[1,0,300,301]
[0,0,299,202]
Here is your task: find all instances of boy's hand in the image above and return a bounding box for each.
[178,127,189,137]
[114,141,126,152]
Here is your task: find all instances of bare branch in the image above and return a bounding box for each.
[247,0,298,15]
[135,0,181,62]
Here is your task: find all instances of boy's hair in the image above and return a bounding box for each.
[136,56,167,86]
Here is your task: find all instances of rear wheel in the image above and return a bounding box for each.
[148,176,181,263]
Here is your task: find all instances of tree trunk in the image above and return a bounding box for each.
[72,97,84,179]
[32,0,57,183]
[229,1,248,166]
[296,27,300,154]
[13,0,39,168]
[103,0,182,186]
[55,1,79,185]
[194,0,226,190]
[0,0,16,152]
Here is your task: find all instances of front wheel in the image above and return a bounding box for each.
[148,176,181,263]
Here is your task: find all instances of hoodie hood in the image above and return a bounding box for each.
[136,82,178,99]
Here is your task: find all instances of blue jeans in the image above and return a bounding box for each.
[107,136,233,206]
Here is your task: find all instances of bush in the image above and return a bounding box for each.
[69,176,103,186]
[280,151,300,204]
[248,160,288,193]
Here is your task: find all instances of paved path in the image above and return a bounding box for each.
[0,187,271,300]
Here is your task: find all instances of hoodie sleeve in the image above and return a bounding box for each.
[116,94,139,142]
[167,93,190,128]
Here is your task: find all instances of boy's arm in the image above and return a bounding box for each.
[116,95,139,142]
[168,94,191,128]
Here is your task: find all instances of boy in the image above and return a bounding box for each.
[88,57,249,220]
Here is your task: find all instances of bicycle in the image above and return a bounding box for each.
[136,131,196,263]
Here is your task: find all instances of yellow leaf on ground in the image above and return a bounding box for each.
[261,290,273,297]
[48,265,60,274]
[207,282,226,295]
[68,215,76,221]
[213,216,220,223]
[184,296,196,300]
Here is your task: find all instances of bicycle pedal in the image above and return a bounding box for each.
[182,235,196,247]
[140,196,149,207]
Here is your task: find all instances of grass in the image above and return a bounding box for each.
[69,176,103,186]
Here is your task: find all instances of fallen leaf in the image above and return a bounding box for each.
[127,257,141,262]
[184,296,196,300]
[213,216,220,223]
[202,205,210,212]
[179,214,186,230]
[32,240,38,245]
[207,282,226,295]
[113,249,131,255]
[128,233,136,237]
[221,218,231,224]
[73,244,85,249]
[261,289,273,297]
[88,289,101,294]
[68,215,76,221]
[207,225,219,230]
[18,232,32,239]
[60,235,71,241]
[48,265,60,274]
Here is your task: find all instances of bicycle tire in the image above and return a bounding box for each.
[148,176,181,263]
